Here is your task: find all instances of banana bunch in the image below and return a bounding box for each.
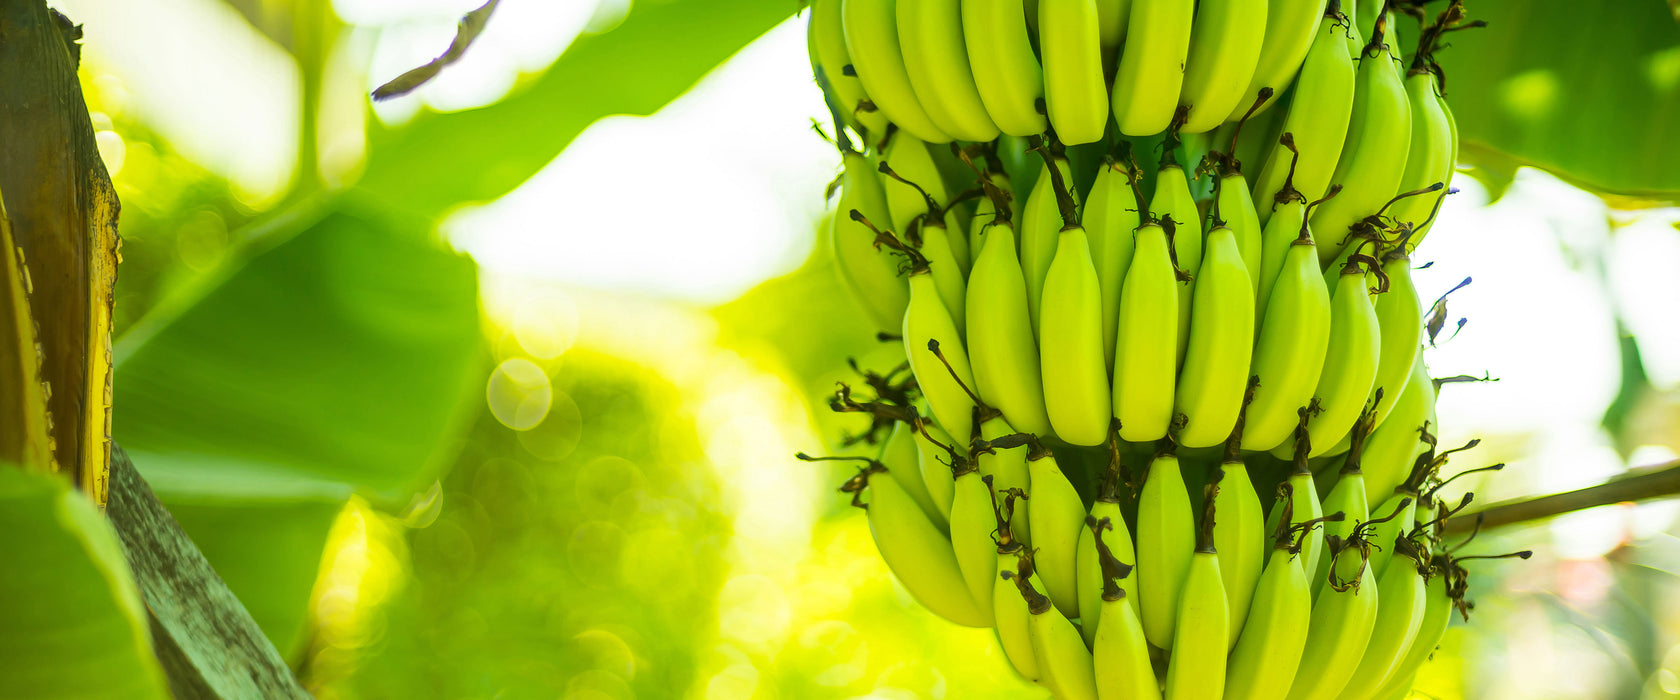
[807,1,1512,698]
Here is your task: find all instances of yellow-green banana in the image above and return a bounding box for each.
[1255,147,1311,314]
[1165,494,1229,699]
[1174,223,1255,448]
[865,463,991,626]
[883,132,953,236]
[1389,70,1453,235]
[1245,232,1332,452]
[832,147,911,334]
[948,446,1000,626]
[1265,423,1329,580]
[1088,516,1160,700]
[1137,450,1195,649]
[1039,0,1111,145]
[1224,488,1316,700]
[1370,565,1452,700]
[1405,77,1457,250]
[1238,0,1330,117]
[962,0,1047,136]
[841,0,954,142]
[898,0,1001,141]
[966,209,1055,438]
[879,416,942,527]
[1084,157,1141,369]
[810,0,891,137]
[1177,0,1268,133]
[1013,556,1100,700]
[1020,154,1078,330]
[1111,0,1195,135]
[1078,438,1140,647]
[914,418,958,524]
[1252,4,1356,221]
[1026,442,1088,617]
[1037,160,1113,446]
[1305,258,1381,457]
[903,265,977,449]
[1212,458,1266,648]
[1365,493,1415,578]
[1310,15,1412,263]
[1362,353,1433,501]
[1368,251,1422,426]
[1214,161,1264,299]
[1313,457,1369,598]
[979,408,1034,543]
[1286,544,1378,700]
[993,492,1041,680]
[1112,221,1181,443]
[1150,161,1202,366]
[1338,543,1428,700]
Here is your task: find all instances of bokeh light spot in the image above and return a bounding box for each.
[488,358,552,430]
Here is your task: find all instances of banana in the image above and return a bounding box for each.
[1165,491,1229,700]
[966,197,1055,438]
[1020,153,1079,330]
[1212,157,1264,299]
[1338,542,1428,700]
[948,439,1001,626]
[898,0,1001,141]
[1039,0,1111,145]
[1368,251,1422,427]
[1173,222,1255,448]
[1369,566,1453,700]
[1025,440,1089,617]
[1012,556,1100,700]
[1406,79,1457,250]
[841,0,954,142]
[1286,543,1379,700]
[1309,14,1412,264]
[1036,152,1113,446]
[1211,456,1266,649]
[1252,4,1357,220]
[1088,516,1161,700]
[810,0,891,137]
[1389,69,1454,236]
[993,491,1041,680]
[1264,418,1329,580]
[1254,141,1311,314]
[1137,449,1195,649]
[1304,256,1381,457]
[1112,220,1181,443]
[1362,354,1433,501]
[1177,0,1268,133]
[914,418,958,524]
[1244,229,1332,452]
[832,146,911,333]
[881,417,945,527]
[1084,156,1141,369]
[1238,0,1330,117]
[882,132,953,237]
[1110,0,1195,135]
[979,411,1034,543]
[1312,419,1371,598]
[1078,433,1141,646]
[1150,160,1202,366]
[901,259,977,449]
[962,0,1047,137]
[1224,486,1316,700]
[863,461,992,626]
[1365,492,1415,578]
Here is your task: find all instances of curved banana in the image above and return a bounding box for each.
[1264,423,1329,580]
[1365,492,1415,579]
[914,418,958,524]
[1084,158,1141,369]
[1013,557,1100,700]
[1089,516,1160,700]
[1252,4,1357,221]
[1362,353,1432,502]
[832,147,910,333]
[1174,224,1255,448]
[948,454,1000,625]
[1406,81,1458,250]
[1212,460,1266,648]
[1110,0,1195,135]
[1112,221,1180,443]
[1370,567,1453,700]
[961,0,1047,137]
[1237,0,1330,118]
[966,217,1055,437]
[841,0,954,143]
[968,169,1014,256]
[1038,170,1113,446]
[866,464,991,626]
[993,490,1041,680]
[1244,232,1332,452]
[1390,69,1454,235]
[1309,15,1412,263]
[1151,161,1202,366]
[1369,251,1422,427]
[1078,443,1140,647]
[1338,545,1428,700]
[1313,461,1369,598]
[882,132,953,236]
[903,267,977,451]
[881,417,942,527]
[1026,442,1089,617]
[1020,154,1078,330]
[1255,157,1310,314]
[1285,546,1379,700]
[1039,0,1110,145]
[1137,450,1195,649]
[809,0,891,137]
[1177,0,1268,133]
[1214,163,1264,298]
[1305,258,1381,457]
[898,0,1000,141]
[1166,496,1229,699]
[1225,489,1315,700]
[979,414,1034,542]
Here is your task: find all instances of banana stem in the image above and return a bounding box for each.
[1444,459,1680,534]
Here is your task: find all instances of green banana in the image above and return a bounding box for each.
[1264,418,1329,580]
[1020,154,1079,330]
[1013,555,1100,700]
[1025,440,1089,617]
[1338,541,1428,700]
[809,0,890,137]
[1368,251,1422,427]
[863,460,992,626]
[1177,0,1268,133]
[914,418,958,524]
[966,193,1055,437]
[1036,152,1113,446]
[1238,0,1330,116]
[979,408,1035,544]
[1078,433,1141,647]
[1150,160,1202,366]
[1406,75,1458,250]
[832,146,911,334]
[1211,456,1266,649]
[1286,543,1379,700]
[1369,565,1453,700]
[840,0,954,142]
[1110,0,1195,135]
[993,490,1041,681]
[1364,492,1415,578]
[1088,516,1160,700]
[901,258,977,450]
[1305,256,1381,457]
[962,0,1048,136]
[1254,140,1312,314]
[1137,449,1195,649]
[1310,14,1412,263]
[898,0,1001,141]
[1313,416,1372,598]
[948,438,1002,627]
[1165,491,1229,700]
[1112,220,1181,443]
[1084,156,1141,370]
[1245,227,1332,452]
[877,415,941,528]
[1224,486,1317,700]
[1173,222,1254,448]
[1389,70,1453,234]
[882,132,953,237]
[1252,4,1356,221]
[1212,157,1264,299]
[1362,353,1434,502]
[1039,0,1111,144]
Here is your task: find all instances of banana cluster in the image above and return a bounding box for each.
[808,1,1511,698]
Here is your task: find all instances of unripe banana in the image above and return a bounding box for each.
[1265,423,1328,580]
[1370,567,1453,700]
[1137,450,1195,649]
[1112,222,1181,443]
[1166,494,1228,700]
[883,133,953,237]
[1365,492,1415,578]
[1368,251,1422,426]
[1285,546,1378,700]
[1245,232,1332,452]
[1078,439,1140,647]
[992,489,1041,680]
[1176,0,1267,133]
[1252,5,1356,220]
[1090,519,1160,700]
[1337,546,1428,700]
[1013,557,1100,700]
[1039,0,1111,145]
[1363,354,1434,501]
[1389,69,1454,235]
[1224,487,1316,700]
[948,456,1000,625]
[1237,0,1330,117]
[865,464,991,626]
[1038,202,1113,445]
[914,418,958,524]
[1211,460,1266,648]
[1025,442,1089,617]
[1150,162,1202,366]
[903,270,976,448]
[962,0,1048,136]
[979,412,1034,543]
[1110,0,1195,135]
[875,416,939,528]
[1310,16,1412,263]
[1255,165,1310,315]
[1214,167,1264,299]
[809,0,891,137]
[1084,158,1141,369]
[1020,155,1079,330]
[1313,460,1369,599]
[898,0,1001,141]
[1174,224,1255,447]
[967,215,1055,438]
[832,148,911,333]
[841,0,954,143]
[1406,82,1458,250]
[1304,258,1381,457]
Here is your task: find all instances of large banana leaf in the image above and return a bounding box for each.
[0,467,169,700]
[356,0,797,218]
[1442,0,1680,201]
[111,197,483,655]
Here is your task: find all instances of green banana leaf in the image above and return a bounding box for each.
[111,197,483,655]
[1440,0,1680,202]
[0,467,170,700]
[357,0,798,218]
